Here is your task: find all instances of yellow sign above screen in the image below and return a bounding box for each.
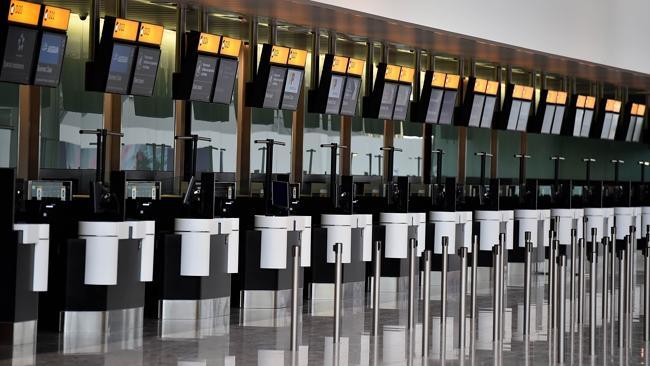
[473,78,487,93]
[138,23,163,46]
[584,96,596,109]
[113,18,139,42]
[432,72,446,88]
[486,81,499,96]
[631,103,639,116]
[42,5,70,31]
[512,85,524,99]
[637,104,646,116]
[522,86,534,101]
[346,58,365,77]
[288,49,307,67]
[331,56,349,74]
[576,95,586,108]
[399,67,415,83]
[546,91,557,104]
[220,37,241,57]
[270,46,290,64]
[197,33,220,54]
[384,65,401,82]
[444,74,460,90]
[8,0,41,26]
[556,91,567,105]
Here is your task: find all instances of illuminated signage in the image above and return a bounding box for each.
[585,96,596,109]
[512,85,524,99]
[346,58,365,76]
[474,78,487,93]
[432,72,446,88]
[399,67,415,83]
[605,99,621,113]
[384,64,401,81]
[197,33,220,54]
[287,48,307,67]
[219,37,241,57]
[331,56,349,74]
[444,74,460,90]
[486,81,499,96]
[576,95,586,108]
[112,18,139,42]
[556,91,567,105]
[41,5,70,31]
[137,23,163,46]
[7,0,41,26]
[635,104,647,116]
[269,45,289,64]
[546,90,558,104]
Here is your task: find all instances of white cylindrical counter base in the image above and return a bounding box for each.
[514,210,538,248]
[176,219,213,277]
[255,216,289,269]
[428,211,456,254]
[79,221,122,285]
[322,214,352,264]
[379,213,409,259]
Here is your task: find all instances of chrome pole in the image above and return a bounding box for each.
[290,245,301,351]
[492,244,500,342]
[578,238,585,324]
[618,239,625,348]
[372,240,382,337]
[471,235,479,319]
[498,233,506,341]
[459,246,468,349]
[441,236,449,333]
[558,255,566,363]
[644,226,650,341]
[408,238,417,330]
[589,228,597,355]
[422,250,432,358]
[569,229,577,331]
[603,236,609,321]
[524,231,532,336]
[333,242,343,343]
[551,238,558,330]
[610,226,616,324]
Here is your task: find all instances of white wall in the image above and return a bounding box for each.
[312,0,650,75]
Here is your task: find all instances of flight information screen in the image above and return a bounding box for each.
[281,68,303,110]
[378,82,397,120]
[105,43,136,94]
[263,65,286,109]
[392,84,411,121]
[325,74,345,114]
[34,31,67,87]
[439,90,456,125]
[339,77,361,116]
[0,26,38,84]
[190,55,218,102]
[212,58,238,104]
[130,46,160,96]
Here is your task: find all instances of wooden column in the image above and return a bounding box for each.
[383,120,394,181]
[104,93,122,180]
[422,124,432,183]
[290,91,305,184]
[340,116,352,175]
[17,85,40,180]
[490,129,498,178]
[457,126,467,182]
[236,43,252,195]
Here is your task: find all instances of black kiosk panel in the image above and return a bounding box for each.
[464,78,498,128]
[130,46,160,96]
[105,43,136,94]
[212,57,238,104]
[308,55,364,116]
[596,99,621,140]
[501,84,533,131]
[33,31,66,87]
[0,26,38,84]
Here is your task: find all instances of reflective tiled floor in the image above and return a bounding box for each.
[2,255,650,365]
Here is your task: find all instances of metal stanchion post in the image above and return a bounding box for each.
[558,255,566,363]
[441,237,449,333]
[550,230,557,330]
[459,246,468,349]
[578,238,585,325]
[618,238,625,349]
[471,235,479,319]
[644,226,650,341]
[569,229,577,331]
[422,250,431,358]
[610,227,616,324]
[498,233,506,341]
[408,238,417,330]
[524,231,532,336]
[603,236,609,321]
[492,244,500,342]
[290,245,300,351]
[333,242,343,343]
[372,241,382,337]
[590,228,597,355]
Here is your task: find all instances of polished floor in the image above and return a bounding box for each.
[2,255,650,365]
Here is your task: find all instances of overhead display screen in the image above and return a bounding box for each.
[326,74,345,114]
[439,91,457,125]
[517,101,531,131]
[130,46,160,96]
[551,105,564,134]
[392,84,411,121]
[212,58,238,104]
[105,43,136,94]
[263,65,286,109]
[190,55,218,102]
[340,77,361,116]
[425,89,443,123]
[580,110,593,137]
[481,96,497,128]
[378,83,397,119]
[0,26,38,84]
[468,94,485,127]
[507,100,522,130]
[541,105,556,134]
[281,68,303,110]
[33,31,67,87]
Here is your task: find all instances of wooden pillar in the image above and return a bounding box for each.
[17,85,40,180]
[422,124,432,183]
[290,91,305,184]
[383,120,394,181]
[457,127,467,182]
[236,43,252,195]
[104,93,122,179]
[340,116,352,175]
[490,129,498,178]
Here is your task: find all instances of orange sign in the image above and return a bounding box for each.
[138,23,163,46]
[486,81,499,96]
[42,5,70,31]
[522,86,534,101]
[431,72,446,88]
[197,33,220,54]
[631,103,639,116]
[287,48,307,67]
[399,67,415,83]
[585,96,596,109]
[331,56,349,74]
[384,64,401,81]
[612,100,621,113]
[473,78,487,93]
[444,74,460,90]
[576,95,586,108]
[346,58,365,76]
[113,18,139,42]
[546,90,558,104]
[8,0,41,26]
[512,85,524,99]
[219,37,241,57]
[637,104,646,116]
[556,91,567,105]
[269,45,290,64]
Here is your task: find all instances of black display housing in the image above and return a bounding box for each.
[459,77,498,129]
[307,54,362,116]
[362,63,412,120]
[529,89,568,135]
[410,71,458,124]
[591,99,621,141]
[495,84,533,132]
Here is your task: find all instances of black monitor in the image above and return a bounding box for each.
[392,84,411,121]
[281,68,303,110]
[272,180,290,209]
[190,54,218,102]
[378,82,397,119]
[105,43,136,94]
[468,94,485,127]
[551,105,565,135]
[212,57,238,104]
[33,31,67,87]
[480,96,497,128]
[439,90,457,125]
[425,88,444,123]
[325,74,345,114]
[130,46,160,96]
[263,65,286,109]
[339,77,361,116]
[0,26,38,84]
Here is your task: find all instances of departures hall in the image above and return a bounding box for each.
[0,0,649,365]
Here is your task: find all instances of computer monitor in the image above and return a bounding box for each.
[190,54,218,102]
[263,65,287,109]
[33,31,67,87]
[212,57,238,104]
[105,43,136,94]
[0,26,38,84]
[281,68,303,110]
[130,46,160,96]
